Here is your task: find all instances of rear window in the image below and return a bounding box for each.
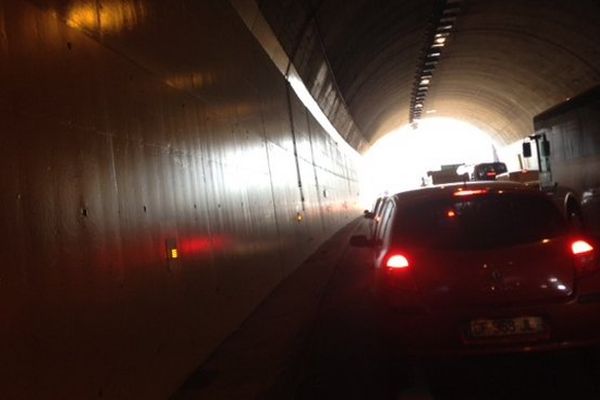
[392,193,567,250]
[474,163,507,178]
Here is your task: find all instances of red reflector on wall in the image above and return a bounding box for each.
[572,240,594,255]
[386,254,410,268]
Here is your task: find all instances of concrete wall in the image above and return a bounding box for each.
[0,1,360,398]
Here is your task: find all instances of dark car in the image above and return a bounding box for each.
[472,162,507,181]
[351,182,600,355]
[363,196,387,239]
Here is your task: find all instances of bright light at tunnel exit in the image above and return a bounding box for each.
[360,118,501,208]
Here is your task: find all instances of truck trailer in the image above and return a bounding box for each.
[531,85,600,235]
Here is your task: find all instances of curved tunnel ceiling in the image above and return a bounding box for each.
[258,0,600,149]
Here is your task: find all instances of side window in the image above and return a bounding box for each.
[374,202,388,241]
[382,204,396,241]
[376,202,395,242]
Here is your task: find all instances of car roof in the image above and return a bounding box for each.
[390,181,539,203]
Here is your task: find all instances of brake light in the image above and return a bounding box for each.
[486,172,496,177]
[571,239,598,276]
[386,254,410,269]
[572,240,594,255]
[454,189,488,196]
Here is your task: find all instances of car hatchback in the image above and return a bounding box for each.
[351,182,600,355]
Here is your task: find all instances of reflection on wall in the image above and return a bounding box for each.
[165,71,217,92]
[65,0,147,33]
[1,0,360,398]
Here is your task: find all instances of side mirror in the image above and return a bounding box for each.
[350,235,374,247]
[363,210,375,219]
[522,142,532,158]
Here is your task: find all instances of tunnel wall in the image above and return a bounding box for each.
[0,1,361,398]
[256,0,369,152]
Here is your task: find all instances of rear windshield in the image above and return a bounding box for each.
[393,193,567,250]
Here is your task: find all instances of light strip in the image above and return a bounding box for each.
[230,0,359,157]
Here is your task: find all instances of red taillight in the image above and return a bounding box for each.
[572,240,594,255]
[454,189,488,197]
[386,254,410,269]
[571,239,598,276]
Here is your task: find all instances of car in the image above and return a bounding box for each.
[363,196,387,239]
[350,181,600,356]
[471,162,507,181]
[582,187,600,238]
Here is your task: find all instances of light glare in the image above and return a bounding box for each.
[360,118,499,208]
[572,240,594,255]
[387,255,410,269]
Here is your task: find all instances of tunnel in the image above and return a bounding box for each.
[2,0,600,398]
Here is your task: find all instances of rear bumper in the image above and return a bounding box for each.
[383,295,600,357]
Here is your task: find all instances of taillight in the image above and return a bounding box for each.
[382,252,415,289]
[386,254,410,269]
[454,189,488,197]
[572,240,594,255]
[571,239,599,276]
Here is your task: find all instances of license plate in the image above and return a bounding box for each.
[469,316,545,338]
